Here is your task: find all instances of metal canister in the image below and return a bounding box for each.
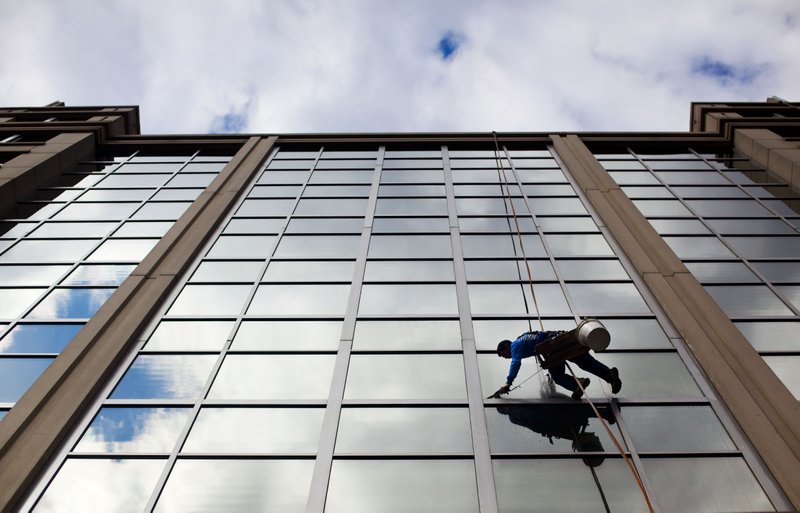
[576,319,610,352]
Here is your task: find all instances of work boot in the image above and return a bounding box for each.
[609,367,622,394]
[571,378,590,400]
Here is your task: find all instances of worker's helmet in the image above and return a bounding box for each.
[497,340,511,356]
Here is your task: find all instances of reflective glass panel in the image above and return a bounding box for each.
[285,218,364,233]
[735,321,800,351]
[205,235,276,259]
[232,320,342,351]
[248,284,350,315]
[598,319,671,349]
[472,319,576,351]
[368,235,452,258]
[336,408,472,453]
[663,237,735,258]
[539,217,600,232]
[358,284,458,315]
[208,355,335,400]
[251,185,303,197]
[372,217,450,233]
[273,235,360,258]
[74,407,192,452]
[257,170,310,184]
[363,260,454,281]
[0,265,69,286]
[706,218,795,235]
[642,458,772,513]
[308,170,373,183]
[686,199,773,217]
[110,354,217,400]
[461,234,545,258]
[764,356,800,400]
[649,219,710,235]
[154,460,313,513]
[352,320,461,350]
[165,174,214,187]
[151,188,203,201]
[726,236,800,259]
[235,199,296,217]
[0,357,52,402]
[345,355,467,400]
[751,262,800,283]
[383,159,442,168]
[633,199,693,217]
[27,288,116,319]
[623,405,735,452]
[168,285,252,316]
[86,239,158,262]
[555,260,629,281]
[143,321,234,351]
[464,260,556,282]
[566,283,651,315]
[129,202,190,221]
[30,222,117,238]
[78,189,152,201]
[457,216,535,233]
[326,460,477,513]
[62,264,135,285]
[380,169,443,183]
[302,185,370,197]
[223,218,285,234]
[32,458,165,513]
[0,239,98,263]
[183,408,324,453]
[52,202,140,221]
[376,198,447,215]
[0,288,45,318]
[545,234,614,256]
[294,199,368,216]
[262,261,354,282]
[0,323,83,353]
[468,283,570,315]
[114,221,173,237]
[683,261,759,283]
[705,285,793,317]
[190,261,263,283]
[378,185,445,196]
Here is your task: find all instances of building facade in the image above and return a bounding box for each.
[0,99,798,512]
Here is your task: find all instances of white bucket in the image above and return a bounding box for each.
[577,319,610,352]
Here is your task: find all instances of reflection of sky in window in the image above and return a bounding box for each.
[62,264,135,286]
[0,324,84,353]
[0,357,53,402]
[27,288,116,319]
[75,407,192,453]
[0,265,70,286]
[110,355,217,400]
[0,288,47,318]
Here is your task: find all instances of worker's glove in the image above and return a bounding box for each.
[487,384,512,399]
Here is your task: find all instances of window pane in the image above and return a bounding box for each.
[231,320,342,351]
[623,406,735,452]
[190,261,263,283]
[86,239,158,262]
[285,217,364,234]
[0,288,45,318]
[764,356,800,400]
[726,236,800,259]
[358,284,458,315]
[115,221,173,237]
[302,185,370,197]
[273,235,360,258]
[63,264,135,285]
[379,185,445,196]
[0,265,69,286]
[685,262,759,283]
[461,234,545,258]
[472,319,576,351]
[129,202,190,220]
[598,319,672,350]
[168,285,252,316]
[1,239,98,263]
[663,237,735,258]
[372,217,449,233]
[368,235,451,258]
[555,260,629,281]
[223,218,284,234]
[31,222,117,238]
[336,408,472,453]
[263,261,354,282]
[363,260,454,281]
[352,320,461,350]
[751,262,800,283]
[376,198,446,215]
[381,170,443,183]
[27,288,116,319]
[205,235,275,259]
[706,218,795,235]
[0,357,52,402]
[208,355,335,400]
[143,321,234,351]
[686,199,773,217]
[649,219,710,235]
[465,260,556,282]
[154,460,313,513]
[183,408,324,453]
[735,321,800,351]
[705,285,793,317]
[458,216,536,233]
[33,459,165,513]
[248,284,350,315]
[468,283,570,315]
[0,323,83,353]
[545,234,614,256]
[643,458,772,513]
[294,198,368,216]
[74,407,192,452]
[345,355,467,400]
[110,355,217,400]
[326,460,477,513]
[566,283,651,315]
[633,199,693,217]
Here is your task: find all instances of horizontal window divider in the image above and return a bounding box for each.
[332,453,475,460]
[0,353,59,358]
[175,453,318,460]
[353,315,461,321]
[635,451,744,459]
[490,453,628,460]
[223,350,338,356]
[349,350,464,355]
[341,400,469,407]
[102,400,199,407]
[239,315,348,321]
[200,399,329,407]
[67,453,170,460]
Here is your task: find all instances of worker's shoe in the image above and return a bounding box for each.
[609,367,622,394]
[571,378,590,400]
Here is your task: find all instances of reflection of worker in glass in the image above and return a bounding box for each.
[496,331,622,399]
[496,403,615,467]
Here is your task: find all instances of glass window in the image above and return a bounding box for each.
[363,260,454,282]
[273,235,360,258]
[456,197,528,216]
[154,460,313,513]
[294,198,368,216]
[382,159,442,169]
[623,406,735,452]
[649,219,710,235]
[376,198,447,215]
[671,186,748,198]
[0,357,53,402]
[345,355,467,400]
[86,239,158,262]
[208,354,335,400]
[522,184,576,196]
[468,283,570,316]
[98,174,170,188]
[308,170,373,184]
[642,458,772,513]
[602,160,646,170]
[74,407,192,452]
[129,202,190,221]
[684,262,759,283]
[263,261,354,282]
[248,284,350,315]
[257,170,310,184]
[455,184,521,196]
[472,319,576,351]
[190,261,264,283]
[539,217,599,232]
[250,185,303,198]
[0,265,69,286]
[452,169,509,183]
[326,460,478,513]
[493,459,650,513]
[63,264,135,285]
[114,221,173,237]
[566,283,651,315]
[27,288,116,319]
[599,319,672,350]
[267,159,315,170]
[764,356,800,400]
[0,288,45,318]
[117,162,184,172]
[33,458,166,513]
[726,236,800,259]
[735,321,800,351]
[461,234,545,258]
[633,199,693,217]
[168,285,252,316]
[285,218,364,233]
[368,235,451,258]
[30,222,117,238]
[165,173,215,188]
[705,285,793,317]
[183,408,324,453]
[486,403,623,454]
[380,170,443,183]
[685,199,773,217]
[301,185,371,197]
[530,198,588,215]
[316,159,375,169]
[223,218,285,234]
[608,171,661,185]
[1,239,99,263]
[655,171,729,185]
[663,237,735,259]
[235,198,296,217]
[555,259,629,281]
[458,216,536,233]
[336,408,472,453]
[231,320,342,351]
[110,354,217,400]
[464,260,556,282]
[378,185,445,196]
[273,151,319,159]
[372,217,450,233]
[706,218,795,235]
[545,234,614,256]
[516,169,568,183]
[358,284,458,315]
[352,320,461,350]
[205,235,276,259]
[0,323,83,353]
[620,186,673,198]
[143,321,234,351]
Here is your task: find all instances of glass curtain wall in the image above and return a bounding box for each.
[600,150,800,400]
[0,151,231,417]
[23,146,778,513]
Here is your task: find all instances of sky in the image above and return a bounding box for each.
[0,0,798,135]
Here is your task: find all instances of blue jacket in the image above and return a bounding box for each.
[506,331,558,385]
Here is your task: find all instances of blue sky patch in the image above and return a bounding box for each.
[210,110,248,134]
[437,31,465,60]
[691,55,766,86]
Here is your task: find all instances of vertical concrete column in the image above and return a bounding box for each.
[0,132,95,218]
[734,128,800,190]
[0,136,275,513]
[551,134,800,509]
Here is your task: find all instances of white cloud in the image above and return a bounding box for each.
[0,0,797,134]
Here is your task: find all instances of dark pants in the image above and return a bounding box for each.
[550,352,612,392]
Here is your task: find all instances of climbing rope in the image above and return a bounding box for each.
[491,132,655,512]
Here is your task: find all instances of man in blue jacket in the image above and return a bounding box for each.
[496,331,622,400]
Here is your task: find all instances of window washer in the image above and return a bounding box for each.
[495,330,622,400]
